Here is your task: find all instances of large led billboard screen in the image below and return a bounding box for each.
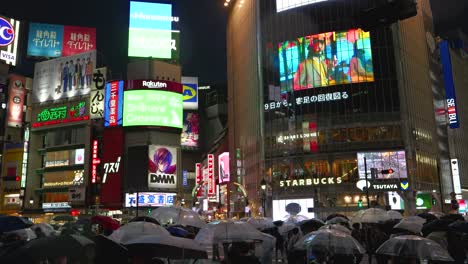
[123,90,183,128]
[272,198,315,221]
[128,1,180,60]
[357,150,407,179]
[148,145,177,190]
[279,28,373,92]
[181,112,199,148]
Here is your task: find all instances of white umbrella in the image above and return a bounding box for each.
[284,215,309,225]
[31,223,56,237]
[4,228,37,241]
[403,216,426,224]
[109,221,169,244]
[387,210,403,220]
[195,220,267,245]
[352,208,391,224]
[393,219,423,234]
[295,229,365,255]
[326,217,349,225]
[319,224,352,235]
[376,235,454,262]
[150,206,206,228]
[246,217,275,230]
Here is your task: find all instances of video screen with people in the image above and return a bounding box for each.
[278,28,374,92]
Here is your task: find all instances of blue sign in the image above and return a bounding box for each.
[129,2,173,30]
[104,81,124,127]
[400,181,409,191]
[27,23,63,57]
[182,170,188,187]
[125,192,176,207]
[440,40,460,129]
[183,83,198,103]
[0,17,15,47]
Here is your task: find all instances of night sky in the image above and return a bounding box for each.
[1,0,467,86]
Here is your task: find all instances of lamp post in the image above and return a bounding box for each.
[260,178,267,217]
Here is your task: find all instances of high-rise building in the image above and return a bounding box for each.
[227,0,460,218]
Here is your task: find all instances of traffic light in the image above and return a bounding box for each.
[431,197,437,205]
[381,169,394,174]
[70,209,80,217]
[3,176,20,181]
[358,199,363,208]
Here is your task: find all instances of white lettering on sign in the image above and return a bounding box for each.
[265,91,349,111]
[372,184,398,190]
[447,98,458,125]
[279,177,342,187]
[142,80,168,89]
[0,50,16,64]
[102,156,121,184]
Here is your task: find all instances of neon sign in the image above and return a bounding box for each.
[33,101,88,128]
[208,154,215,195]
[91,140,100,183]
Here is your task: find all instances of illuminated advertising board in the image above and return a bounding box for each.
[182,76,198,110]
[0,16,20,66]
[450,159,462,194]
[218,152,230,183]
[123,90,183,128]
[125,192,176,207]
[181,112,199,148]
[104,80,124,127]
[45,149,85,168]
[101,128,124,207]
[279,29,373,92]
[276,0,328,12]
[43,170,84,187]
[207,154,215,195]
[440,40,460,129]
[32,101,89,128]
[27,23,96,57]
[32,50,97,103]
[357,150,407,179]
[91,140,100,184]
[90,67,107,119]
[272,198,315,221]
[7,74,26,127]
[148,145,177,189]
[128,1,180,60]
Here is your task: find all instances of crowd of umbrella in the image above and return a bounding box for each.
[0,208,466,263]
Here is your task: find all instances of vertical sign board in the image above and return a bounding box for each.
[440,40,460,129]
[90,67,107,119]
[181,76,198,110]
[195,163,203,198]
[100,128,124,207]
[207,154,215,195]
[218,152,230,184]
[7,74,26,127]
[91,140,100,184]
[0,16,20,66]
[450,159,462,194]
[104,80,124,127]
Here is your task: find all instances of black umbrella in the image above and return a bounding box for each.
[129,216,160,225]
[421,219,453,237]
[440,214,464,222]
[326,213,349,221]
[449,221,468,233]
[52,215,76,222]
[418,213,438,223]
[93,235,128,264]
[273,220,284,227]
[298,219,324,234]
[0,216,32,233]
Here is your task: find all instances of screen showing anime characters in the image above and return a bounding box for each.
[181,112,199,148]
[278,28,374,92]
[148,145,177,189]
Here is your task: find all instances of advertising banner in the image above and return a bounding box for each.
[272,198,315,220]
[148,145,177,189]
[181,112,199,148]
[123,90,183,128]
[357,150,407,179]
[182,76,198,110]
[279,28,373,92]
[0,16,20,66]
[45,148,85,168]
[32,100,89,128]
[104,80,124,127]
[7,74,26,127]
[207,154,215,195]
[62,26,96,56]
[101,128,124,207]
[125,192,176,207]
[125,79,182,93]
[440,40,460,129]
[32,50,97,103]
[27,23,63,57]
[90,67,107,119]
[218,152,230,183]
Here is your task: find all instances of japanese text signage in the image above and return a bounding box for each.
[265,91,349,112]
[104,80,124,127]
[125,192,176,207]
[91,140,100,184]
[195,163,203,198]
[32,101,89,128]
[440,40,460,129]
[7,74,26,127]
[208,154,215,195]
[101,128,125,207]
[90,67,107,119]
[148,145,177,189]
[0,16,20,66]
[27,23,96,58]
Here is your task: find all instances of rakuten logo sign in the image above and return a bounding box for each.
[142,80,167,89]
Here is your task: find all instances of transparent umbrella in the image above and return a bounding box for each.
[326,217,349,225]
[284,215,309,225]
[387,210,403,220]
[150,206,206,228]
[352,208,391,224]
[31,223,56,237]
[394,217,425,234]
[376,235,454,262]
[245,217,275,230]
[295,229,365,255]
[195,220,267,245]
[319,224,352,235]
[109,221,169,244]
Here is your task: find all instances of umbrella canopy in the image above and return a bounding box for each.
[91,215,120,231]
[278,223,298,235]
[418,213,438,223]
[128,216,160,225]
[52,215,75,222]
[195,220,268,246]
[0,216,33,233]
[421,219,453,236]
[31,223,56,237]
[440,214,465,222]
[167,226,190,238]
[284,215,309,225]
[319,224,352,235]
[125,234,207,260]
[449,221,468,233]
[93,235,128,264]
[295,229,365,255]
[376,235,454,262]
[326,217,349,225]
[387,211,403,220]
[298,218,324,234]
[394,217,425,234]
[326,213,349,221]
[110,222,170,244]
[428,211,445,219]
[3,228,37,241]
[352,208,391,224]
[245,217,275,230]
[150,206,206,228]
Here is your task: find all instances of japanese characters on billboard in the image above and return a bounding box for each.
[207,154,215,195]
[182,76,198,110]
[27,23,96,58]
[90,67,107,119]
[357,150,408,179]
[279,29,374,92]
[101,128,124,207]
[181,112,199,148]
[104,80,124,127]
[0,16,20,66]
[125,192,176,207]
[32,50,97,103]
[148,145,177,189]
[32,101,89,128]
[7,74,26,127]
[218,152,230,183]
[128,1,180,60]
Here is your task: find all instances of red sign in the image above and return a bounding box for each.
[208,154,215,195]
[195,163,203,198]
[125,80,183,94]
[7,74,25,127]
[32,115,89,128]
[91,140,100,184]
[101,128,124,208]
[62,26,96,56]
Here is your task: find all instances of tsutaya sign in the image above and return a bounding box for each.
[279,177,343,187]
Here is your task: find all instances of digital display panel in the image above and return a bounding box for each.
[279,28,373,92]
[181,112,199,148]
[276,0,328,12]
[148,145,177,189]
[272,198,315,221]
[128,1,179,60]
[357,150,407,179]
[45,149,85,168]
[123,90,183,128]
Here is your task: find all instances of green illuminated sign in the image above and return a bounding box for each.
[123,90,183,128]
[37,101,86,122]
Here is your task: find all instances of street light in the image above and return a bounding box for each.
[260,179,267,217]
[260,178,267,191]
